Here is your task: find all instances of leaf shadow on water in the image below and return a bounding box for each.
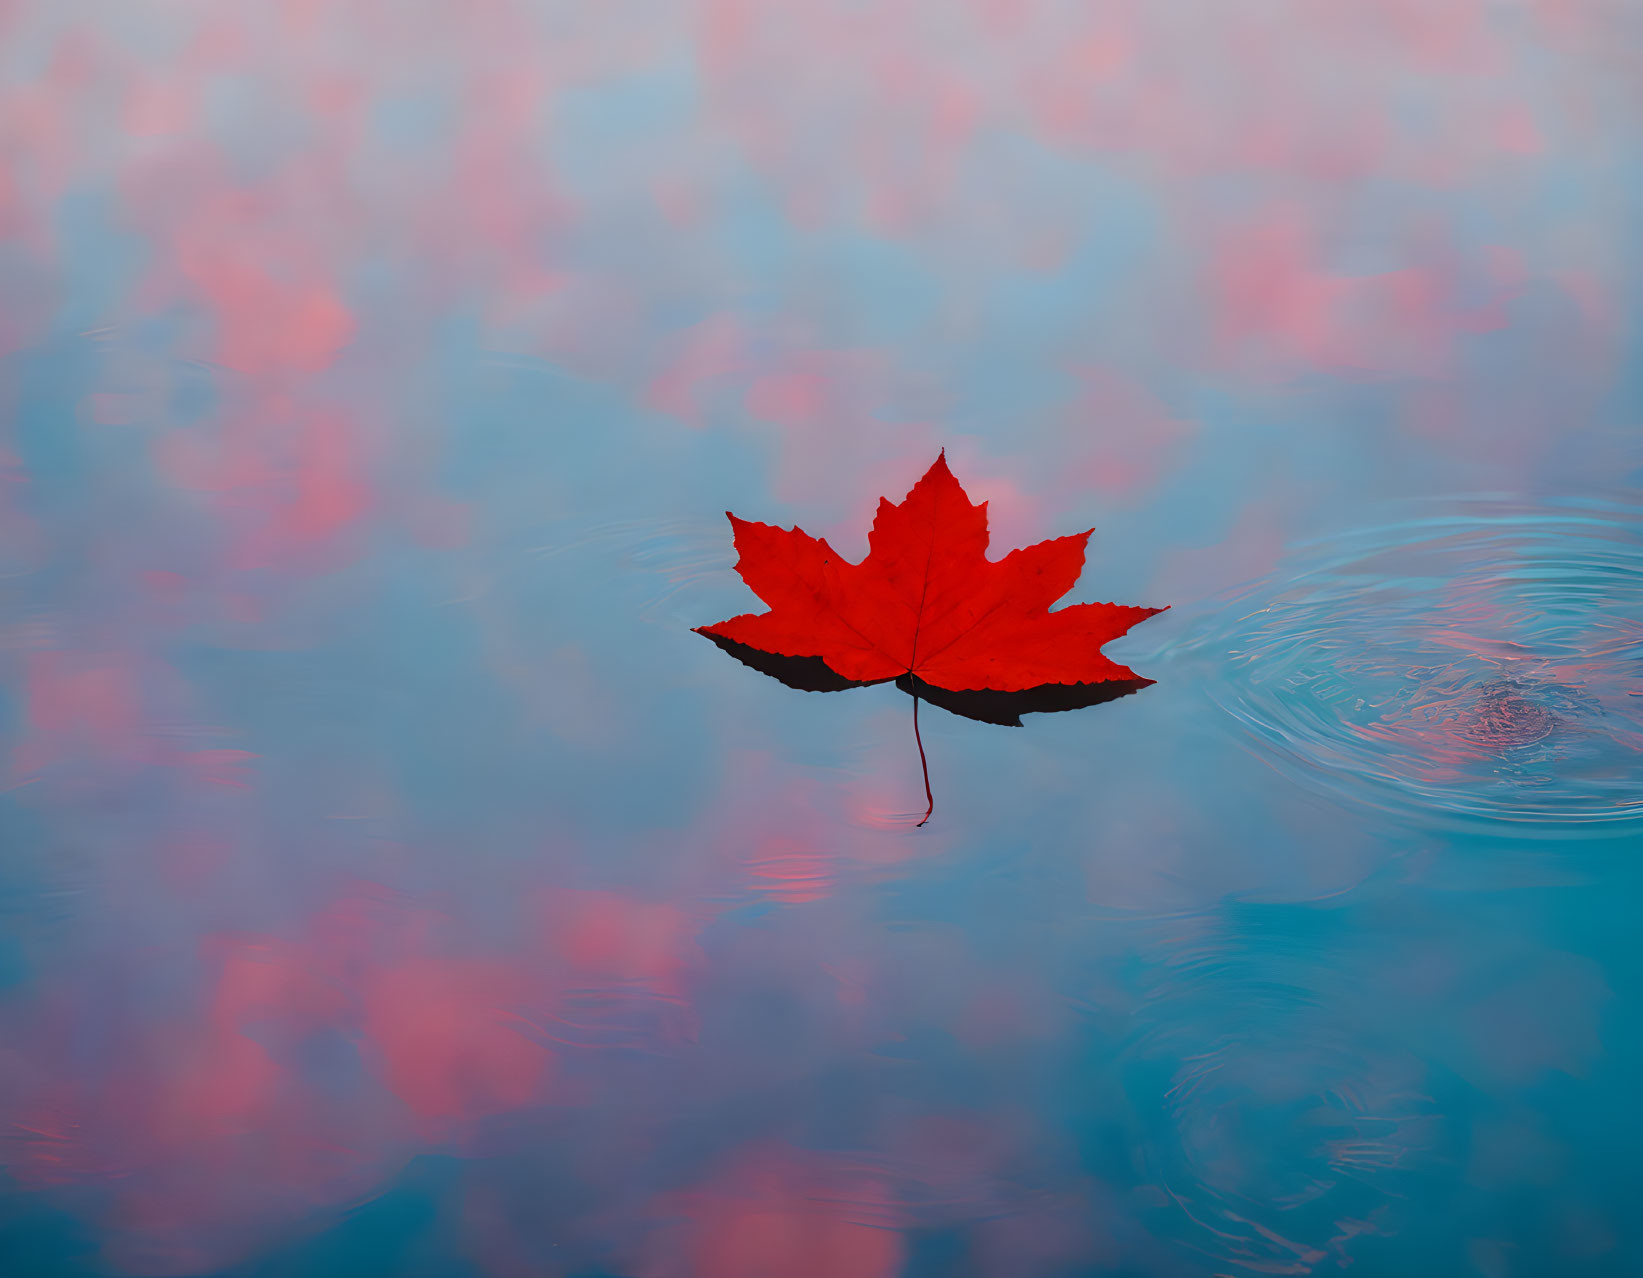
[696,631,1154,727]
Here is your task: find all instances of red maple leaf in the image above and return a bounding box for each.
[695,453,1165,823]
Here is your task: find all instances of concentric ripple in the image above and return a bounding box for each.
[1173,496,1643,833]
[1115,918,1455,1277]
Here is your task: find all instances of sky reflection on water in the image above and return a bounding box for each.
[1,4,1641,1277]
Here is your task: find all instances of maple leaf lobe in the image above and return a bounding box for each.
[696,454,1163,694]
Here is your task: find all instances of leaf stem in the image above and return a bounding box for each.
[913,689,934,827]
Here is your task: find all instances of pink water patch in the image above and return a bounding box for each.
[360,957,554,1130]
[640,1144,904,1278]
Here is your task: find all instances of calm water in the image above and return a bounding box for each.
[3,5,1642,1277]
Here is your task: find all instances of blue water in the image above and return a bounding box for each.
[12,463,1642,1277]
[3,5,1643,1277]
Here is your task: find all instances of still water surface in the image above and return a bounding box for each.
[2,5,1642,1277]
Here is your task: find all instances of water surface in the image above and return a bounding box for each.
[1,5,1641,1277]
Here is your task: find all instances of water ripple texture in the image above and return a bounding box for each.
[1118,930,1451,1277]
[1174,496,1643,834]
